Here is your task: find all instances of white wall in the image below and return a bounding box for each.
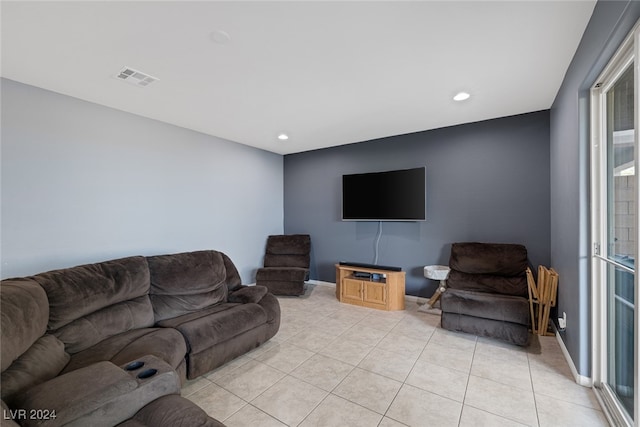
[1,79,284,282]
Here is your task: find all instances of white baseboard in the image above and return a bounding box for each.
[404,294,430,304]
[555,329,593,387]
[308,281,431,306]
[307,280,336,287]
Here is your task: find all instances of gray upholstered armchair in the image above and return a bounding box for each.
[440,242,531,346]
[256,234,311,296]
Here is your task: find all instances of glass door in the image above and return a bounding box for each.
[591,24,639,427]
[606,63,635,420]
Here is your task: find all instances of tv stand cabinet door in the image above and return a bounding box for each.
[363,281,386,308]
[342,278,364,304]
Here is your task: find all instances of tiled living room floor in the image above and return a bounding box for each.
[183,283,609,427]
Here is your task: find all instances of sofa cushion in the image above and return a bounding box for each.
[441,312,530,346]
[31,256,152,331]
[156,303,240,328]
[440,289,529,325]
[449,242,528,276]
[162,303,268,354]
[446,270,528,297]
[56,295,155,354]
[186,324,272,379]
[256,280,305,296]
[256,267,309,282]
[116,394,225,427]
[61,328,187,375]
[1,334,70,406]
[1,279,50,372]
[147,251,230,321]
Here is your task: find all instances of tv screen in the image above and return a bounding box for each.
[342,167,426,221]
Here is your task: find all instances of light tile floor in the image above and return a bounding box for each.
[184,284,609,427]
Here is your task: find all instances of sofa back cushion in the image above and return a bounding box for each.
[449,242,528,276]
[446,270,528,297]
[264,234,311,269]
[31,256,154,353]
[1,279,50,372]
[147,250,236,321]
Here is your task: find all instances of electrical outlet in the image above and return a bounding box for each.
[558,312,567,330]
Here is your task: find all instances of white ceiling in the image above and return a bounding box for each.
[1,1,596,155]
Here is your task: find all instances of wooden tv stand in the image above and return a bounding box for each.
[335,264,405,311]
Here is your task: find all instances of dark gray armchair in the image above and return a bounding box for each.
[440,242,531,346]
[256,234,311,296]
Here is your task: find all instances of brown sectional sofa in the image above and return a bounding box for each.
[1,250,280,426]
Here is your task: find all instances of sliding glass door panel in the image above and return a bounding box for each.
[607,262,635,417]
[591,25,638,426]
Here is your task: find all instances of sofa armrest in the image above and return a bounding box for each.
[228,285,268,304]
[227,286,280,333]
[257,292,281,326]
[13,356,180,427]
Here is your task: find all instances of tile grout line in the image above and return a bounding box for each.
[220,399,249,424]
[380,325,436,426]
[457,336,478,427]
[296,395,326,427]
[528,348,542,427]
[247,402,290,427]
[461,341,541,427]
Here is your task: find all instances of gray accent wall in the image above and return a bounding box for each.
[550,0,640,377]
[1,79,284,282]
[284,111,550,297]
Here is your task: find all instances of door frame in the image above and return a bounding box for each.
[590,21,640,427]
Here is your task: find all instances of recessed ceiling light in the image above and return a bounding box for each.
[453,92,471,101]
[210,30,231,44]
[277,133,289,141]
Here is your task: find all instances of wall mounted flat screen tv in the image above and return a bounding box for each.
[342,167,426,221]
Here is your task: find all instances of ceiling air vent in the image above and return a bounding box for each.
[115,66,159,87]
